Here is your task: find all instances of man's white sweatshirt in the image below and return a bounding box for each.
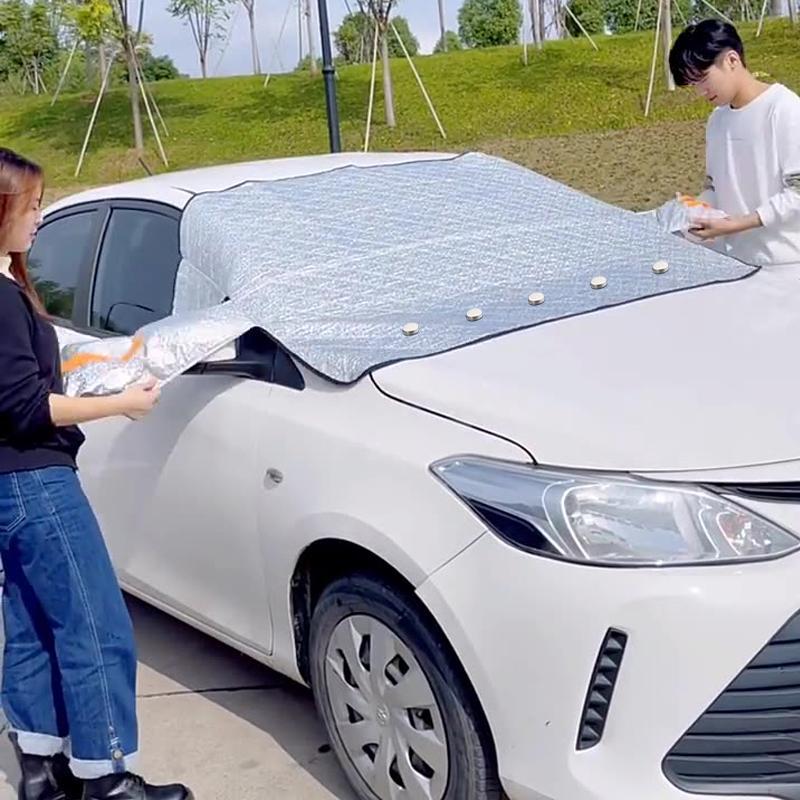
[704,83,800,266]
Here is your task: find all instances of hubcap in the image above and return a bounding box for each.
[324,615,449,800]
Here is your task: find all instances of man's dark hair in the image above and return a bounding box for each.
[669,20,746,86]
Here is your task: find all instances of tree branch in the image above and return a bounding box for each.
[136,0,145,43]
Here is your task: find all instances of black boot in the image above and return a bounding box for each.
[18,753,83,800]
[81,774,193,800]
[50,755,84,800]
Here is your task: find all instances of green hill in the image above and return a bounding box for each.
[2,21,798,209]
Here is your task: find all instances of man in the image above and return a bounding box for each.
[669,20,800,266]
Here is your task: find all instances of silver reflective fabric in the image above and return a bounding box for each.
[64,152,755,394]
[62,305,250,397]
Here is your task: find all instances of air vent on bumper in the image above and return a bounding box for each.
[665,611,800,799]
[577,629,628,750]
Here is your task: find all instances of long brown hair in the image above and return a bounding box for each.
[0,148,46,315]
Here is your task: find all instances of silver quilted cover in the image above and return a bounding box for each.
[174,153,753,383]
[63,153,754,395]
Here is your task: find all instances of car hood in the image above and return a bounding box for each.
[373,265,800,473]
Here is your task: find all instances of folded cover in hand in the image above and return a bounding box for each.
[656,194,728,241]
[61,306,251,397]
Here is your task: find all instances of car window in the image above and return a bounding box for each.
[92,208,181,335]
[27,210,98,320]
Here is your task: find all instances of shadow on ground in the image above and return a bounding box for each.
[0,596,357,800]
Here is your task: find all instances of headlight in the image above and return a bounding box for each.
[432,457,800,566]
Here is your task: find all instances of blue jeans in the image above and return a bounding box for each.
[0,467,138,779]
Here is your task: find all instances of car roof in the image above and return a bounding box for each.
[45,151,455,216]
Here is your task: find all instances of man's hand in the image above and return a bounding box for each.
[689,212,763,241]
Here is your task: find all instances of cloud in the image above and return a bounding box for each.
[145,0,461,78]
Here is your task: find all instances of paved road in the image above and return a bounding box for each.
[0,597,358,800]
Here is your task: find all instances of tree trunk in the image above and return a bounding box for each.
[84,41,93,85]
[246,2,261,74]
[437,0,447,50]
[381,31,395,127]
[199,48,208,78]
[298,0,304,64]
[305,0,319,75]
[528,0,537,46]
[789,0,797,23]
[98,44,107,85]
[662,0,675,91]
[539,0,546,45]
[126,43,145,152]
[32,61,40,95]
[771,0,783,15]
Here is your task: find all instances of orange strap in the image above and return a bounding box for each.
[62,336,144,374]
[678,194,713,209]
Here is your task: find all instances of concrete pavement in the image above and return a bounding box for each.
[0,597,358,800]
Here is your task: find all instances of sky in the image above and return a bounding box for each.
[144,1,463,78]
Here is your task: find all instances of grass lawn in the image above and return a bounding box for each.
[1,21,797,209]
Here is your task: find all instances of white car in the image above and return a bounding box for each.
[38,152,800,800]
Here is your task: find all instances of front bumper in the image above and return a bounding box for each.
[664,608,800,799]
[417,529,800,800]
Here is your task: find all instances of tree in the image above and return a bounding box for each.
[363,0,396,127]
[168,0,231,78]
[65,0,116,85]
[138,50,181,80]
[303,0,317,75]
[389,16,417,54]
[565,0,605,35]
[334,9,417,64]
[458,0,521,48]
[240,0,259,74]
[334,11,369,63]
[437,0,446,49]
[434,29,461,52]
[0,0,59,92]
[528,0,544,48]
[336,2,418,129]
[47,0,70,38]
[603,0,690,32]
[58,0,148,150]
[28,0,58,90]
[294,53,321,71]
[110,0,149,152]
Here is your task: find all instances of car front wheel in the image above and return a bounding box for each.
[310,574,502,800]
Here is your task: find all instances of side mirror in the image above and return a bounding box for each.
[185,329,304,390]
[190,332,272,382]
[105,302,162,335]
[202,341,238,363]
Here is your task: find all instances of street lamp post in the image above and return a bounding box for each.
[317,0,342,152]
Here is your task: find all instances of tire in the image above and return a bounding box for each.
[310,574,502,800]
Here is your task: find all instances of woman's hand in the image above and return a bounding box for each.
[117,379,161,421]
[49,379,162,427]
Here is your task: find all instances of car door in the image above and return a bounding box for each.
[63,201,276,656]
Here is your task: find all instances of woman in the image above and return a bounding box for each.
[0,148,193,800]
